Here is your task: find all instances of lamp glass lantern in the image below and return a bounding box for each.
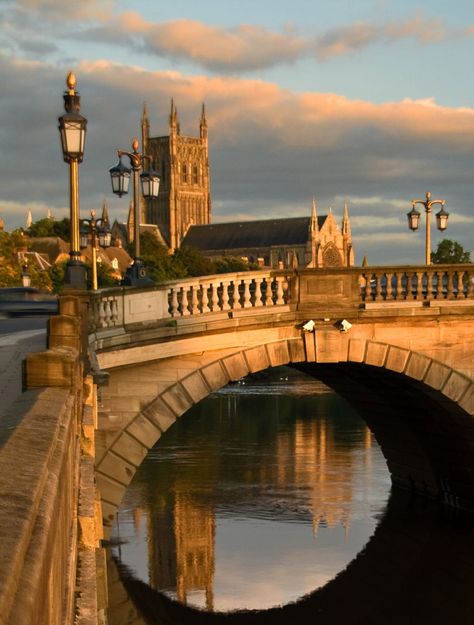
[140,168,160,199]
[407,205,421,231]
[58,111,87,162]
[109,157,131,197]
[436,205,449,231]
[80,224,90,249]
[98,225,112,248]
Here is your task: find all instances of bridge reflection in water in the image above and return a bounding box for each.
[107,367,393,620]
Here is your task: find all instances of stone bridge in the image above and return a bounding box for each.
[0,264,473,625]
[89,264,474,535]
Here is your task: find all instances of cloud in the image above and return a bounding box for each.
[0,55,473,264]
[69,12,458,72]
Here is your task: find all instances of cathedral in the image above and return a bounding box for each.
[139,103,354,269]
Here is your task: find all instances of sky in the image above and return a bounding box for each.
[0,0,473,264]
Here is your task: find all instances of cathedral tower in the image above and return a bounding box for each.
[142,101,211,250]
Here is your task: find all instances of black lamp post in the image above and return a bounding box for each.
[109,139,160,286]
[80,211,112,290]
[407,191,449,265]
[58,72,88,289]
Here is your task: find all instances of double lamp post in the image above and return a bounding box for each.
[407,191,449,265]
[58,72,160,289]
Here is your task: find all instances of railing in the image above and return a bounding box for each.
[89,265,474,331]
[361,265,474,303]
[167,272,289,317]
[90,270,292,330]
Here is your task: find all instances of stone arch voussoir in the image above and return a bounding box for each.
[97,334,473,533]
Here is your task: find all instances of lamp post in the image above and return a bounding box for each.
[21,262,31,287]
[407,191,449,265]
[80,210,112,291]
[58,72,88,289]
[109,139,160,286]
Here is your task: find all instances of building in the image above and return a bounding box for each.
[138,104,354,268]
[181,200,354,269]
[141,101,211,251]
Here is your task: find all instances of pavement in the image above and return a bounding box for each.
[0,329,47,449]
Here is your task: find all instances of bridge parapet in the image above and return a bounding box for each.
[90,269,293,330]
[89,265,474,333]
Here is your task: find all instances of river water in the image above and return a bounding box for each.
[110,366,392,612]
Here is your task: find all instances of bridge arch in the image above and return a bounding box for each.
[96,336,474,533]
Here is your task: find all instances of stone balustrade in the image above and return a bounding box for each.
[90,270,292,330]
[361,265,474,303]
[89,265,474,331]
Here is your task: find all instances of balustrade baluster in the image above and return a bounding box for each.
[210,283,219,311]
[275,277,285,305]
[375,273,383,301]
[191,285,200,314]
[446,270,454,300]
[231,281,240,309]
[386,273,395,300]
[243,279,252,308]
[98,299,106,327]
[390,274,399,300]
[111,298,119,324]
[254,278,263,307]
[201,283,210,312]
[170,288,179,317]
[466,271,474,298]
[104,299,112,325]
[221,282,230,311]
[422,270,430,301]
[264,278,273,306]
[181,287,190,315]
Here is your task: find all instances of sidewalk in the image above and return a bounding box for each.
[0,329,47,449]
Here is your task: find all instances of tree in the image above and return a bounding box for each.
[0,230,52,290]
[431,239,471,264]
[26,217,70,241]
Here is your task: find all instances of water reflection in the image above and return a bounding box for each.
[111,367,391,613]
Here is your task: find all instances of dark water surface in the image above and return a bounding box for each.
[110,366,392,613]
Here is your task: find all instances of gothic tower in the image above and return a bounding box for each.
[142,100,211,250]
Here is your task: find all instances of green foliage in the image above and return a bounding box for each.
[172,246,215,277]
[431,239,471,264]
[26,217,70,241]
[85,260,119,290]
[213,256,258,274]
[129,232,258,283]
[0,230,53,290]
[48,261,68,293]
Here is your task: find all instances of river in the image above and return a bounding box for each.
[109,365,392,613]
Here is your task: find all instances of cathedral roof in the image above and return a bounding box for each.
[182,216,327,251]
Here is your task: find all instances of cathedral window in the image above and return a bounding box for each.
[192,165,198,185]
[182,163,188,183]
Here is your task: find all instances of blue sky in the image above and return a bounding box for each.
[0,0,473,263]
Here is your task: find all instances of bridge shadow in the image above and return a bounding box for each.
[107,487,474,625]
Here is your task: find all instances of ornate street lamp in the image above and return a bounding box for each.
[58,72,88,289]
[407,191,449,265]
[80,210,112,291]
[109,139,160,286]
